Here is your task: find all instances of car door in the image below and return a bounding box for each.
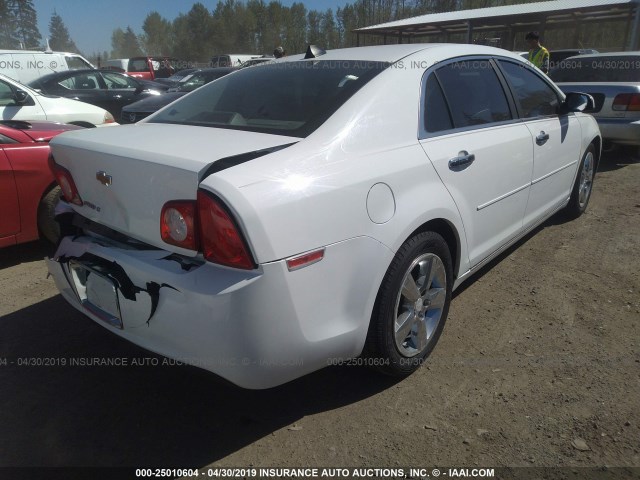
[54,71,110,112]
[496,59,583,228]
[0,77,46,121]
[419,58,535,267]
[0,134,20,243]
[100,71,144,117]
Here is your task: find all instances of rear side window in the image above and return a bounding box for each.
[211,56,231,67]
[128,59,149,73]
[424,74,453,132]
[550,56,640,82]
[59,72,102,90]
[498,60,560,118]
[435,61,512,128]
[150,61,389,137]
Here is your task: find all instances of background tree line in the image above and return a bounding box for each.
[1,0,81,51]
[0,0,633,65]
[108,0,538,61]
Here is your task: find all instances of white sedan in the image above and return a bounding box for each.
[46,44,601,389]
[0,73,116,127]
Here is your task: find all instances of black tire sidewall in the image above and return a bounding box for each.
[373,231,453,375]
[568,144,596,217]
[38,187,62,244]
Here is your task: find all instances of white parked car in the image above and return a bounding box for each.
[46,44,601,389]
[0,73,116,127]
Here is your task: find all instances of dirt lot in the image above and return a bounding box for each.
[0,150,639,477]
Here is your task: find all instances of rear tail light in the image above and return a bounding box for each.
[104,111,116,124]
[48,155,83,206]
[159,191,254,269]
[160,201,197,250]
[612,93,640,111]
[197,190,254,270]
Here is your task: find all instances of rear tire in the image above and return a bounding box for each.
[365,231,453,376]
[565,144,596,219]
[38,186,62,244]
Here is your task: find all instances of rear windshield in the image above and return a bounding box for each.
[148,60,389,137]
[550,56,640,82]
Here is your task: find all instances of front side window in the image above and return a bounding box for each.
[498,60,560,118]
[435,61,512,128]
[102,72,138,90]
[149,61,389,137]
[0,80,17,106]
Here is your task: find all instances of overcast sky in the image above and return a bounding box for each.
[33,0,351,55]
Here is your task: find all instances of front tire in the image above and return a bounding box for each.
[365,231,453,376]
[565,144,596,219]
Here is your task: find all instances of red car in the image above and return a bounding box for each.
[126,56,177,80]
[0,120,82,247]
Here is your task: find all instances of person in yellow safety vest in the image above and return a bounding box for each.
[525,31,550,74]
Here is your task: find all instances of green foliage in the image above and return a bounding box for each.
[141,11,173,56]
[101,0,636,62]
[7,0,42,49]
[0,0,19,48]
[49,12,78,52]
[111,26,143,58]
[171,3,215,62]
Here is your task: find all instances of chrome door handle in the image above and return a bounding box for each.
[112,95,122,99]
[536,131,550,145]
[448,150,475,170]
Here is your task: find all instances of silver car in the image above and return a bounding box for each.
[551,52,640,149]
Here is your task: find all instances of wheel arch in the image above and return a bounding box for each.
[591,135,602,172]
[37,181,59,216]
[406,218,462,281]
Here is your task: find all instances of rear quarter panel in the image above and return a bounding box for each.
[203,55,469,275]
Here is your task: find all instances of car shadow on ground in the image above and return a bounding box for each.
[597,147,640,172]
[0,294,400,468]
[0,240,55,270]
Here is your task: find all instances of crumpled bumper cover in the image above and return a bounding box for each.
[47,233,392,389]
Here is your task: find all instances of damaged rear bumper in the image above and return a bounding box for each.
[47,233,391,389]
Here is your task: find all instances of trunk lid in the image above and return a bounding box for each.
[50,123,298,255]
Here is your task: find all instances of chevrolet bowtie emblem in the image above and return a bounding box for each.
[96,171,112,186]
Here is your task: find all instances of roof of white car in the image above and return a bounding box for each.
[0,49,80,55]
[283,43,526,63]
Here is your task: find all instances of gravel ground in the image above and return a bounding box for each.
[0,149,638,478]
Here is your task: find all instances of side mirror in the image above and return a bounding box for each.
[14,89,29,104]
[563,92,595,113]
[134,84,144,94]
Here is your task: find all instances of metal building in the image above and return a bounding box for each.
[353,0,640,51]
